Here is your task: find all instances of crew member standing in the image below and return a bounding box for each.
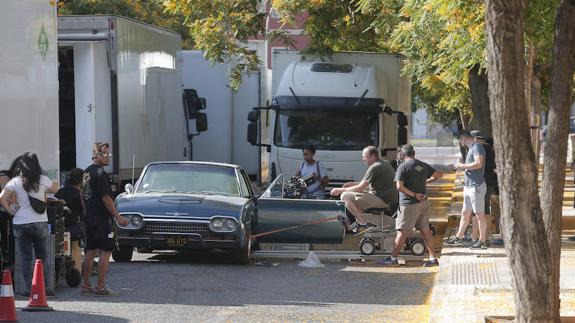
[81,143,128,296]
[378,145,443,266]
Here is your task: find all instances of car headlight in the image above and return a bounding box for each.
[224,219,237,231]
[210,219,224,231]
[117,213,144,230]
[210,217,238,232]
[130,214,143,229]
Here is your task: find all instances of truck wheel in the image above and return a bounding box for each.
[360,238,376,255]
[235,228,251,265]
[66,268,82,287]
[112,245,133,262]
[410,239,426,256]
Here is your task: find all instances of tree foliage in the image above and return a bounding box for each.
[164,0,267,89]
[59,0,563,116]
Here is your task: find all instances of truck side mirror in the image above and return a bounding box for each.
[247,123,258,145]
[247,110,259,122]
[398,126,407,146]
[397,112,408,127]
[196,113,208,132]
[183,89,207,119]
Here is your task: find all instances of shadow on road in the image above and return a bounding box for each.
[46,250,436,308]
[16,310,129,323]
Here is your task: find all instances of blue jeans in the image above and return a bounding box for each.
[13,222,49,293]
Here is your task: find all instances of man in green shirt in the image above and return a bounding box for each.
[330,146,398,234]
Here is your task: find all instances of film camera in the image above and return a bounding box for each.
[283,175,316,199]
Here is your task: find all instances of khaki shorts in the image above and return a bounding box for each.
[341,191,388,210]
[396,201,430,231]
[463,182,487,214]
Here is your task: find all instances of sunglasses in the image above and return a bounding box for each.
[99,153,112,157]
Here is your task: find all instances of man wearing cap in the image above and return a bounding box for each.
[470,130,499,243]
[378,144,443,266]
[446,130,489,249]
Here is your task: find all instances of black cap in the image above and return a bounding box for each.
[470,130,485,139]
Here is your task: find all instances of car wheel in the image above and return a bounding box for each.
[235,227,252,265]
[410,239,426,256]
[112,245,133,262]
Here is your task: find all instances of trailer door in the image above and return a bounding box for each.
[58,41,113,172]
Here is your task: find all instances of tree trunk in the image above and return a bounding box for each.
[468,64,493,138]
[541,0,575,318]
[485,0,556,321]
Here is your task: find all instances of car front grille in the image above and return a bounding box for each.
[130,222,236,241]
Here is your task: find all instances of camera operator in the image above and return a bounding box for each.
[294,145,329,199]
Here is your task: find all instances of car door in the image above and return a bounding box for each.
[254,174,346,244]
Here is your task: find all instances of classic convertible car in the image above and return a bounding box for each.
[113,161,346,264]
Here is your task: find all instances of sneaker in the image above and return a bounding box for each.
[349,221,359,231]
[80,284,94,295]
[422,258,439,267]
[445,237,465,245]
[463,239,477,247]
[376,256,399,266]
[93,286,117,296]
[469,240,488,249]
[353,222,377,235]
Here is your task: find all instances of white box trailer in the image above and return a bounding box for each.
[0,0,59,178]
[57,16,192,185]
[248,50,411,186]
[180,50,260,180]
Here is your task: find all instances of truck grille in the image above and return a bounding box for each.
[130,222,235,241]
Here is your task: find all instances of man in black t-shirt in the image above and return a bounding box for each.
[81,143,128,296]
[378,144,443,267]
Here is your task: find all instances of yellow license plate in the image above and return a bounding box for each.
[166,236,188,247]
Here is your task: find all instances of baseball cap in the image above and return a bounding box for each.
[470,130,485,139]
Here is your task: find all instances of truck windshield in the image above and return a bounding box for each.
[274,110,378,150]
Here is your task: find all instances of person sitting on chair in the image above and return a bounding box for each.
[330,146,398,234]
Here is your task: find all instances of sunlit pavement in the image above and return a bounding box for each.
[14,251,436,322]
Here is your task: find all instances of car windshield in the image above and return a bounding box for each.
[274,110,378,150]
[136,164,240,197]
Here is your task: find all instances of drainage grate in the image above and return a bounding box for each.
[451,259,501,285]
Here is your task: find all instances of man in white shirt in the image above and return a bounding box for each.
[295,145,329,199]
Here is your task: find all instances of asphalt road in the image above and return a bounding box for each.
[13,250,437,322]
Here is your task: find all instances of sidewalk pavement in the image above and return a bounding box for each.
[429,230,575,322]
[429,168,575,322]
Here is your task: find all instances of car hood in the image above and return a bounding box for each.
[116,193,248,218]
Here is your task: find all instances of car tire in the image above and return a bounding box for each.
[235,227,252,265]
[112,245,133,262]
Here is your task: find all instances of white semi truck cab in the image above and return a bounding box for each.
[248,50,411,187]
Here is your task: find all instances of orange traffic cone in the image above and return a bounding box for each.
[0,269,18,322]
[23,260,53,312]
